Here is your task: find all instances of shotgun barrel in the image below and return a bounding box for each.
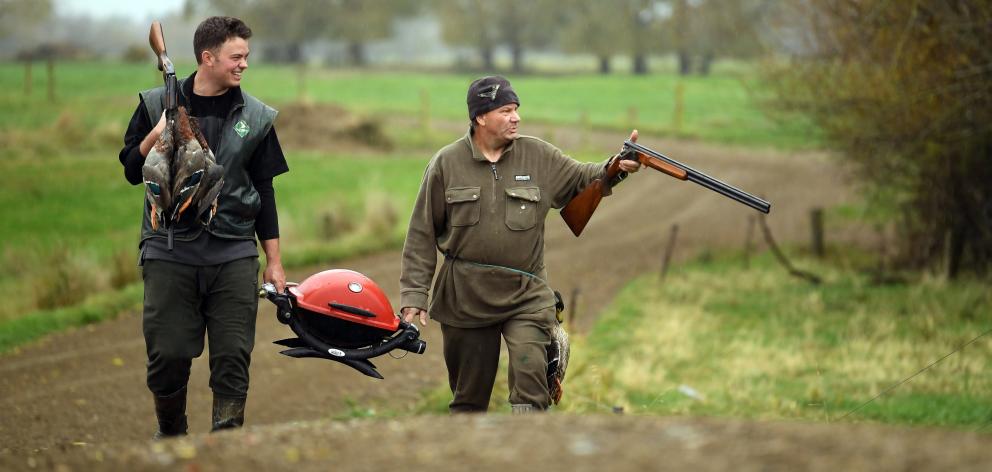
[622,140,771,214]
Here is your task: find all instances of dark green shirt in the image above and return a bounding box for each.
[400,130,608,328]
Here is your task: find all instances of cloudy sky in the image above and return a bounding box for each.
[56,0,184,22]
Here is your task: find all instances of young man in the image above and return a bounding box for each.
[399,76,641,413]
[118,16,288,437]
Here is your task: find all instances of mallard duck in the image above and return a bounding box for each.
[187,112,225,225]
[141,109,176,231]
[170,107,224,224]
[548,321,569,405]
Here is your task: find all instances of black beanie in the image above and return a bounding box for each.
[467,76,520,122]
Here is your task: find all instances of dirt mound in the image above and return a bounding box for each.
[11,415,990,471]
[275,102,393,152]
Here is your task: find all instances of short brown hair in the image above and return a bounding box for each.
[193,16,252,64]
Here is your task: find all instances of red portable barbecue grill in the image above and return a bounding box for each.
[259,269,426,379]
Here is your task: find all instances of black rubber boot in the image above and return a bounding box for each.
[152,386,189,440]
[211,395,246,432]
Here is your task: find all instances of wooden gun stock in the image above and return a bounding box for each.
[559,153,627,237]
[148,21,177,111]
[149,21,168,68]
[558,183,603,237]
[560,140,771,237]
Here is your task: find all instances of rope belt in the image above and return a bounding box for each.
[442,251,564,317]
[443,251,548,284]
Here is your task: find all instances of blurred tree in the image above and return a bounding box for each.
[0,0,53,42]
[560,0,627,74]
[434,0,558,73]
[627,0,668,75]
[672,0,691,75]
[195,0,418,65]
[327,0,420,66]
[767,0,992,277]
[196,0,336,63]
[435,0,498,70]
[667,0,769,76]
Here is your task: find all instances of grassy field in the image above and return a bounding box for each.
[408,253,992,429]
[560,253,992,428]
[0,61,820,150]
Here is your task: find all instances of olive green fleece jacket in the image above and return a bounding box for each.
[399,130,610,328]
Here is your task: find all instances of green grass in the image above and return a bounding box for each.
[0,283,143,354]
[0,61,820,149]
[559,253,992,428]
[0,149,430,348]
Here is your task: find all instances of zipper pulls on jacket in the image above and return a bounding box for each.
[490,162,500,180]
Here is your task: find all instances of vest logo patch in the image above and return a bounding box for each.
[514,175,531,181]
[233,120,250,138]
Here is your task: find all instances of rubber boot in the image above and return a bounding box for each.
[211,395,246,432]
[511,403,538,414]
[152,386,189,440]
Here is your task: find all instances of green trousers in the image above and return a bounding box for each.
[142,257,259,398]
[440,307,555,412]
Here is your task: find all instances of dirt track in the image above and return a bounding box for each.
[6,128,979,470]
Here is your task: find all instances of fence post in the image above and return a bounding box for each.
[46,57,55,103]
[810,207,825,258]
[744,215,756,269]
[24,58,33,96]
[579,110,590,151]
[420,88,431,140]
[627,106,638,131]
[660,224,679,279]
[568,286,581,326]
[296,62,308,103]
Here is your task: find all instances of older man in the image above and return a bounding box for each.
[399,76,640,412]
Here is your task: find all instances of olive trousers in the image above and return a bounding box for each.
[440,307,555,412]
[142,257,259,399]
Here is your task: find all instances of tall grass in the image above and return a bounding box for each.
[561,254,992,428]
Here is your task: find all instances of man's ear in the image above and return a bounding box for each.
[200,49,214,67]
[474,114,485,128]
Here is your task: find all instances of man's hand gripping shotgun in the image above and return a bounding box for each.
[560,140,772,236]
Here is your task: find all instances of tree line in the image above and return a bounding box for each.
[187,0,771,75]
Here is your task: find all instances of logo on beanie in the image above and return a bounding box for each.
[477,84,500,101]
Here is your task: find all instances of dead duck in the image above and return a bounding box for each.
[169,107,224,224]
[188,112,224,225]
[141,109,176,231]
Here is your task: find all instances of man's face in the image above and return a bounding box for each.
[203,36,249,89]
[478,103,520,141]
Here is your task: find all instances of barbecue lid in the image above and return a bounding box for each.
[288,269,399,332]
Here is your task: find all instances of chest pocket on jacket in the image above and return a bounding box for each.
[505,186,541,231]
[445,186,481,227]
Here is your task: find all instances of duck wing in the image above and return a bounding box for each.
[141,112,175,230]
[169,107,208,223]
[195,162,225,225]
